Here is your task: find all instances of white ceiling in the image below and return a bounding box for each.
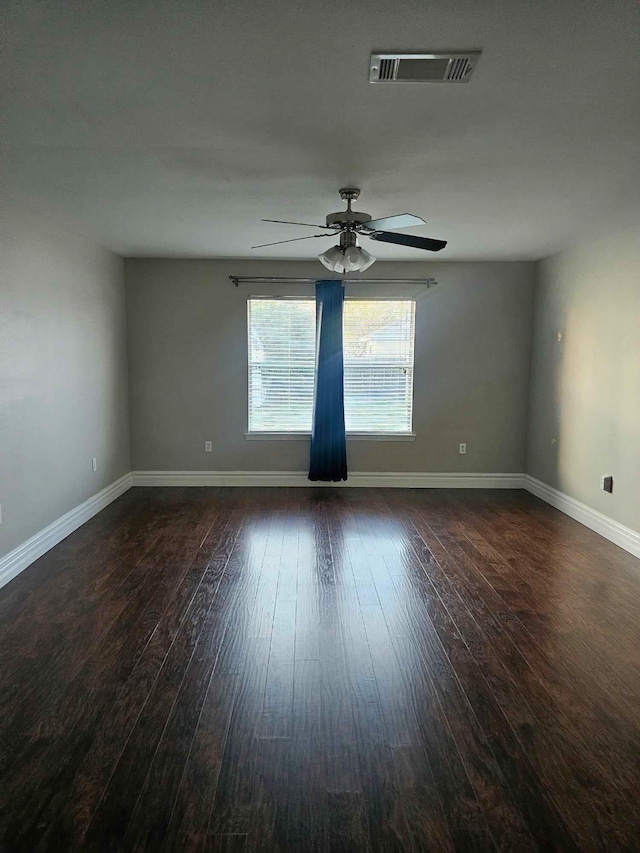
[2,0,639,261]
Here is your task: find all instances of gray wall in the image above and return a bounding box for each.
[0,201,131,559]
[527,222,640,532]
[125,259,535,474]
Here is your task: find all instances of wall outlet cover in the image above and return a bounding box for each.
[459,443,467,455]
[600,475,613,493]
[204,441,213,452]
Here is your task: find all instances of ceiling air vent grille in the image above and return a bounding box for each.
[446,56,473,81]
[370,52,481,84]
[378,57,397,81]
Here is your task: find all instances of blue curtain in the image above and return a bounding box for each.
[309,280,348,482]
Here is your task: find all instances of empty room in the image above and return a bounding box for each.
[1,1,639,851]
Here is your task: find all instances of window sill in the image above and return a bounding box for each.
[245,432,416,442]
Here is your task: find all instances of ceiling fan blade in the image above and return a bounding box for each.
[261,219,333,229]
[367,231,447,252]
[364,213,427,231]
[251,233,335,249]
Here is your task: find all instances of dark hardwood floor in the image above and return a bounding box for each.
[1,486,639,852]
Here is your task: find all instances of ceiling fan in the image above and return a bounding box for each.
[252,188,447,273]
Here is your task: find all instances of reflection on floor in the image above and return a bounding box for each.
[1,486,639,851]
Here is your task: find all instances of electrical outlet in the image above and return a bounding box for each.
[459,443,467,455]
[92,457,97,472]
[204,441,213,452]
[600,475,613,493]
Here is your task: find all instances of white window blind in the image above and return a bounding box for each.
[343,300,415,433]
[248,298,315,432]
[247,298,415,434]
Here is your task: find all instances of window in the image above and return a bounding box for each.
[248,298,316,432]
[343,300,415,432]
[247,297,415,435]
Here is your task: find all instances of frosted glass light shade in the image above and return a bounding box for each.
[318,246,344,271]
[318,244,376,273]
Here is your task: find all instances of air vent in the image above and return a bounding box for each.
[378,57,397,80]
[370,52,481,83]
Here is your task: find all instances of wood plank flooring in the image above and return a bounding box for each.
[1,486,639,852]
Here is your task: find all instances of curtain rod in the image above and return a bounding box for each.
[230,276,437,287]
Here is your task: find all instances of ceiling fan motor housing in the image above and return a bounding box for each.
[326,189,372,228]
[326,209,373,227]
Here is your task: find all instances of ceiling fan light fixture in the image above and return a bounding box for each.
[318,244,376,274]
[346,245,376,272]
[318,246,344,271]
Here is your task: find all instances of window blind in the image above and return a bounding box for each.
[248,298,315,432]
[247,298,415,434]
[343,300,415,433]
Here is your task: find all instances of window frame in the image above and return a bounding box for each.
[246,295,416,440]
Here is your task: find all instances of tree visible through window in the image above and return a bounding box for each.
[248,298,415,433]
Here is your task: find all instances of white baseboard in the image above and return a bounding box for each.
[132,470,525,489]
[524,475,640,560]
[0,473,133,589]
[3,470,634,590]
